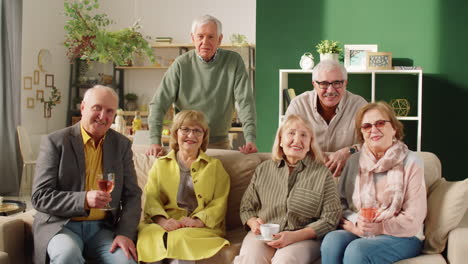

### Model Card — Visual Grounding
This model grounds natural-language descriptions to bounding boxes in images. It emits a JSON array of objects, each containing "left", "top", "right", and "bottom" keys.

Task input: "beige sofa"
[{"left": 1, "top": 148, "right": 467, "bottom": 264}]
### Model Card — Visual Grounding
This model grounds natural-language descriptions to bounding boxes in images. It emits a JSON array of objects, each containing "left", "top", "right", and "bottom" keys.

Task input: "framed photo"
[
  {"left": 36, "top": 90, "right": 44, "bottom": 101},
  {"left": 344, "top": 44, "right": 378, "bottom": 70},
  {"left": 34, "top": 70, "right": 40, "bottom": 85},
  {"left": 366, "top": 52, "right": 393, "bottom": 70},
  {"left": 23, "top": 76, "right": 32, "bottom": 90},
  {"left": 45, "top": 74, "right": 54, "bottom": 87},
  {"left": 27, "top": 97, "right": 35, "bottom": 108}
]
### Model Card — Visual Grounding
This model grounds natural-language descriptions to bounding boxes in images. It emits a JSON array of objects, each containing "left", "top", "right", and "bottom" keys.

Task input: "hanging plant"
[{"left": 63, "top": 0, "right": 154, "bottom": 66}]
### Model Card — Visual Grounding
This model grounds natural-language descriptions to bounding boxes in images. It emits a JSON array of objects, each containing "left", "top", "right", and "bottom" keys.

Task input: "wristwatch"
[{"left": 349, "top": 147, "right": 357, "bottom": 154}]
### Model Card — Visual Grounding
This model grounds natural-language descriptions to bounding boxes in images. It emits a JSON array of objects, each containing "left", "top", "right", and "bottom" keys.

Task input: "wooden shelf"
[{"left": 115, "top": 66, "right": 169, "bottom": 70}]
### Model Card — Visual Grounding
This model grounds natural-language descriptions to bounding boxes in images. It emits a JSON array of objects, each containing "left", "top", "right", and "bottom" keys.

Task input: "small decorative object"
[
  {"left": 99, "top": 73, "right": 113, "bottom": 85},
  {"left": 114, "top": 109, "right": 127, "bottom": 135},
  {"left": 124, "top": 93, "right": 138, "bottom": 111},
  {"left": 37, "top": 49, "right": 52, "bottom": 72},
  {"left": 23, "top": 76, "right": 32, "bottom": 90},
  {"left": 73, "top": 96, "right": 83, "bottom": 110},
  {"left": 45, "top": 74, "right": 54, "bottom": 87},
  {"left": 393, "top": 66, "right": 422, "bottom": 70},
  {"left": 41, "top": 86, "right": 61, "bottom": 118},
  {"left": 366, "top": 52, "right": 392, "bottom": 70},
  {"left": 230, "top": 33, "right": 248, "bottom": 46},
  {"left": 63, "top": 0, "right": 154, "bottom": 66},
  {"left": 390, "top": 99, "right": 410, "bottom": 116},
  {"left": 344, "top": 44, "right": 378, "bottom": 70},
  {"left": 34, "top": 70, "right": 40, "bottom": 84},
  {"left": 299, "top": 52, "right": 315, "bottom": 70},
  {"left": 316, "top": 40, "right": 342, "bottom": 62},
  {"left": 36, "top": 90, "right": 44, "bottom": 101},
  {"left": 27, "top": 98, "right": 35, "bottom": 108}
]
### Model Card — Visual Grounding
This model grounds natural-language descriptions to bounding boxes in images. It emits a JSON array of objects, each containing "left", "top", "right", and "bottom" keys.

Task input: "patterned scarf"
[{"left": 352, "top": 140, "right": 409, "bottom": 222}]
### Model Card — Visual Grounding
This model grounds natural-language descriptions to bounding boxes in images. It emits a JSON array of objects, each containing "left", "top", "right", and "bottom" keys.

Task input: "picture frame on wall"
[
  {"left": 36, "top": 90, "right": 44, "bottom": 101},
  {"left": 344, "top": 44, "right": 378, "bottom": 70},
  {"left": 27, "top": 97, "right": 35, "bottom": 108},
  {"left": 366, "top": 52, "right": 392, "bottom": 70},
  {"left": 34, "top": 70, "right": 40, "bottom": 85},
  {"left": 45, "top": 74, "right": 54, "bottom": 87},
  {"left": 23, "top": 76, "right": 32, "bottom": 90}
]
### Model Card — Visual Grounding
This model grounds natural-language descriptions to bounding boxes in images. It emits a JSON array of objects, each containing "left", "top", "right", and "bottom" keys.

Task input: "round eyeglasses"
[{"left": 178, "top": 127, "right": 204, "bottom": 137}]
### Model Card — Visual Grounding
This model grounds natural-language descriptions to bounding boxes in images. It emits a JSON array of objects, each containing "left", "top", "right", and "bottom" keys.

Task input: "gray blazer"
[{"left": 31, "top": 123, "right": 142, "bottom": 264}]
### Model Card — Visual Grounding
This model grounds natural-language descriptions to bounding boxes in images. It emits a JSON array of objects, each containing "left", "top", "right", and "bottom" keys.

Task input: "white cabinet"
[{"left": 279, "top": 69, "right": 423, "bottom": 151}]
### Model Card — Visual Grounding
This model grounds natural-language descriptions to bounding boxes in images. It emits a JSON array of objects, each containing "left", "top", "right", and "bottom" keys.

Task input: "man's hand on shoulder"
[
  {"left": 110, "top": 235, "right": 137, "bottom": 261},
  {"left": 325, "top": 147, "right": 351, "bottom": 177},
  {"left": 86, "top": 190, "right": 111, "bottom": 208},
  {"left": 146, "top": 144, "right": 165, "bottom": 157},
  {"left": 239, "top": 142, "right": 258, "bottom": 154}
]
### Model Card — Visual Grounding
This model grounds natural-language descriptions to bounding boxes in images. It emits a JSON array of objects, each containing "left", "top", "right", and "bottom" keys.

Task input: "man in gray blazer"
[{"left": 32, "top": 85, "right": 142, "bottom": 264}]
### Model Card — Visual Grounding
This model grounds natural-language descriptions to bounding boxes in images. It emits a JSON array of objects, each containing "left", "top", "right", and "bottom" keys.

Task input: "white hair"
[
  {"left": 191, "top": 15, "right": 222, "bottom": 36},
  {"left": 312, "top": 60, "right": 348, "bottom": 81},
  {"left": 83, "top": 85, "right": 119, "bottom": 105}
]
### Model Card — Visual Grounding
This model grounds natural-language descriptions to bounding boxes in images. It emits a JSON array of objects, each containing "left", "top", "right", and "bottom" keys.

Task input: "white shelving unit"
[{"left": 279, "top": 69, "right": 423, "bottom": 151}]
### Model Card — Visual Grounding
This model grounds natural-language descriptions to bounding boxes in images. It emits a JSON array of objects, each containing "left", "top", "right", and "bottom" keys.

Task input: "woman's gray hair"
[
  {"left": 312, "top": 60, "right": 348, "bottom": 81},
  {"left": 83, "top": 85, "right": 119, "bottom": 105},
  {"left": 191, "top": 15, "right": 222, "bottom": 36}
]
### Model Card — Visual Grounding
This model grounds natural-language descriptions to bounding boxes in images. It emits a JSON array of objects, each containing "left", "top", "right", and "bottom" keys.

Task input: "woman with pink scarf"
[{"left": 321, "top": 102, "right": 427, "bottom": 264}]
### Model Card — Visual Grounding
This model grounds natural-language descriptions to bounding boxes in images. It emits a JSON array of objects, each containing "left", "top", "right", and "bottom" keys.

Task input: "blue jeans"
[
  {"left": 47, "top": 220, "right": 136, "bottom": 264},
  {"left": 321, "top": 230, "right": 423, "bottom": 264}
]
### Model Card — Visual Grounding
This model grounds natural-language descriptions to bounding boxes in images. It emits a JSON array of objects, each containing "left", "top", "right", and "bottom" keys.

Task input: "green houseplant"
[
  {"left": 124, "top": 93, "right": 138, "bottom": 111},
  {"left": 64, "top": 0, "right": 154, "bottom": 66},
  {"left": 316, "top": 40, "right": 342, "bottom": 61}
]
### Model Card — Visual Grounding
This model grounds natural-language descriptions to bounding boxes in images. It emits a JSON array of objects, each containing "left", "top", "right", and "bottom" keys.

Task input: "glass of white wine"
[{"left": 96, "top": 173, "right": 115, "bottom": 211}]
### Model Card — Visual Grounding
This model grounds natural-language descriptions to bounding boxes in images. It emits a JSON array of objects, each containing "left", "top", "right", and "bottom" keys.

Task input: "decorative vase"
[
  {"left": 125, "top": 100, "right": 138, "bottom": 111},
  {"left": 320, "top": 53, "right": 339, "bottom": 62},
  {"left": 299, "top": 52, "right": 315, "bottom": 70}
]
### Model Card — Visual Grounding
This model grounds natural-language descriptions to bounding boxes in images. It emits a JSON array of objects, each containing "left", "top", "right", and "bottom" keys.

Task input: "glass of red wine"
[{"left": 97, "top": 173, "right": 115, "bottom": 211}]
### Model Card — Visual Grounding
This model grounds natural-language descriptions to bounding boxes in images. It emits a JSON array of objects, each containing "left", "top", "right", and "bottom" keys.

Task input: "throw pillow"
[{"left": 423, "top": 178, "right": 468, "bottom": 254}]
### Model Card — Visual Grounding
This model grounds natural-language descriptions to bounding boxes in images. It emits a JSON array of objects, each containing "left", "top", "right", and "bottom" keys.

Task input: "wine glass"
[
  {"left": 97, "top": 173, "right": 115, "bottom": 211},
  {"left": 361, "top": 206, "right": 377, "bottom": 238}
]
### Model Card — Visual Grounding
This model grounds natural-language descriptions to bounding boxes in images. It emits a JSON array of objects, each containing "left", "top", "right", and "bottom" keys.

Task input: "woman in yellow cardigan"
[{"left": 137, "top": 110, "right": 230, "bottom": 264}]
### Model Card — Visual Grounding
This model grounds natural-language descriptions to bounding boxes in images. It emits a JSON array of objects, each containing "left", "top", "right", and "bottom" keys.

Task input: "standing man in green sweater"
[{"left": 147, "top": 15, "right": 257, "bottom": 156}]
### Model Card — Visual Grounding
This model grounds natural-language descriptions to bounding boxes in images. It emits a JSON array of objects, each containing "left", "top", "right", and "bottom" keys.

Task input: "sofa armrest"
[
  {"left": 0, "top": 217, "right": 25, "bottom": 264},
  {"left": 447, "top": 209, "right": 468, "bottom": 264},
  {"left": 0, "top": 251, "right": 9, "bottom": 264}
]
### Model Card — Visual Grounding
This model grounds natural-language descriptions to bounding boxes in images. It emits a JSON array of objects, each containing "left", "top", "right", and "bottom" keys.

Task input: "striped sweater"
[{"left": 240, "top": 156, "right": 342, "bottom": 238}]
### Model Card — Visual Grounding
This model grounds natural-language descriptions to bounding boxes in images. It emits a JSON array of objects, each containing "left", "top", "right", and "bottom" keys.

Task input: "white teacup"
[{"left": 260, "top": 223, "right": 280, "bottom": 240}]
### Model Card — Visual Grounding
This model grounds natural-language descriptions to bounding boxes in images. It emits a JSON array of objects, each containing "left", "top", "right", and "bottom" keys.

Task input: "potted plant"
[
  {"left": 41, "top": 87, "right": 62, "bottom": 118},
  {"left": 72, "top": 96, "right": 83, "bottom": 110},
  {"left": 64, "top": 0, "right": 154, "bottom": 66},
  {"left": 316, "top": 40, "right": 342, "bottom": 62},
  {"left": 124, "top": 93, "right": 138, "bottom": 111}
]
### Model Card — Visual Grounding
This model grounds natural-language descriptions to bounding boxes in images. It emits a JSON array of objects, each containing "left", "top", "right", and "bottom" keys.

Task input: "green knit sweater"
[{"left": 148, "top": 49, "right": 256, "bottom": 145}]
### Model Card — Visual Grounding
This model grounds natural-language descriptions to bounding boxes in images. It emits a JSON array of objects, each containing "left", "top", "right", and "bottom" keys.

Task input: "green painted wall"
[{"left": 256, "top": 0, "right": 468, "bottom": 180}]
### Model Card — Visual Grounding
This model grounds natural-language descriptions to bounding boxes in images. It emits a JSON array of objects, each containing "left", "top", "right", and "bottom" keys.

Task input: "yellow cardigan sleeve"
[
  {"left": 143, "top": 160, "right": 170, "bottom": 221},
  {"left": 193, "top": 159, "right": 230, "bottom": 230}
]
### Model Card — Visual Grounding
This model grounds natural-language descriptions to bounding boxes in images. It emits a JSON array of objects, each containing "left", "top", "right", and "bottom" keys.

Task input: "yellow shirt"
[{"left": 72, "top": 125, "right": 106, "bottom": 221}]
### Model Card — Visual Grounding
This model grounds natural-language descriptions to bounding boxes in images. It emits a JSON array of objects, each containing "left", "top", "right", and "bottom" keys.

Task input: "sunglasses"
[{"left": 360, "top": 120, "right": 391, "bottom": 132}]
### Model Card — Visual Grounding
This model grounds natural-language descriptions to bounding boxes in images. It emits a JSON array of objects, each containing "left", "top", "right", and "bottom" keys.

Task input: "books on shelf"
[
  {"left": 155, "top": 37, "right": 173, "bottom": 44},
  {"left": 282, "top": 88, "right": 297, "bottom": 113},
  {"left": 288, "top": 88, "right": 296, "bottom": 100}
]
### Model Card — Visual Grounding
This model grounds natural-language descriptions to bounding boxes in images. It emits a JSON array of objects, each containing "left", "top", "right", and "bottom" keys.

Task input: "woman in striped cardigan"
[{"left": 234, "top": 114, "right": 342, "bottom": 264}]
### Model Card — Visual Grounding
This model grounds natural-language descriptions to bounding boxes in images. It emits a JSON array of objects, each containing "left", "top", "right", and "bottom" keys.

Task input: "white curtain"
[{"left": 0, "top": 0, "right": 22, "bottom": 195}]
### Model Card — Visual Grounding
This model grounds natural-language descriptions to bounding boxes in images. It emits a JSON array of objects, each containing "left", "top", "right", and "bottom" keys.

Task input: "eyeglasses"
[
  {"left": 360, "top": 120, "right": 391, "bottom": 132},
  {"left": 178, "top": 127, "right": 204, "bottom": 137},
  {"left": 315, "top": 80, "right": 344, "bottom": 89}
]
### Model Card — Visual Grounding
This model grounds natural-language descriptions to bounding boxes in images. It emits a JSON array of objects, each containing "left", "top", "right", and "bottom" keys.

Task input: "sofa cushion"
[
  {"left": 417, "top": 152, "right": 441, "bottom": 191},
  {"left": 423, "top": 178, "right": 468, "bottom": 254},
  {"left": 205, "top": 150, "right": 270, "bottom": 230}
]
